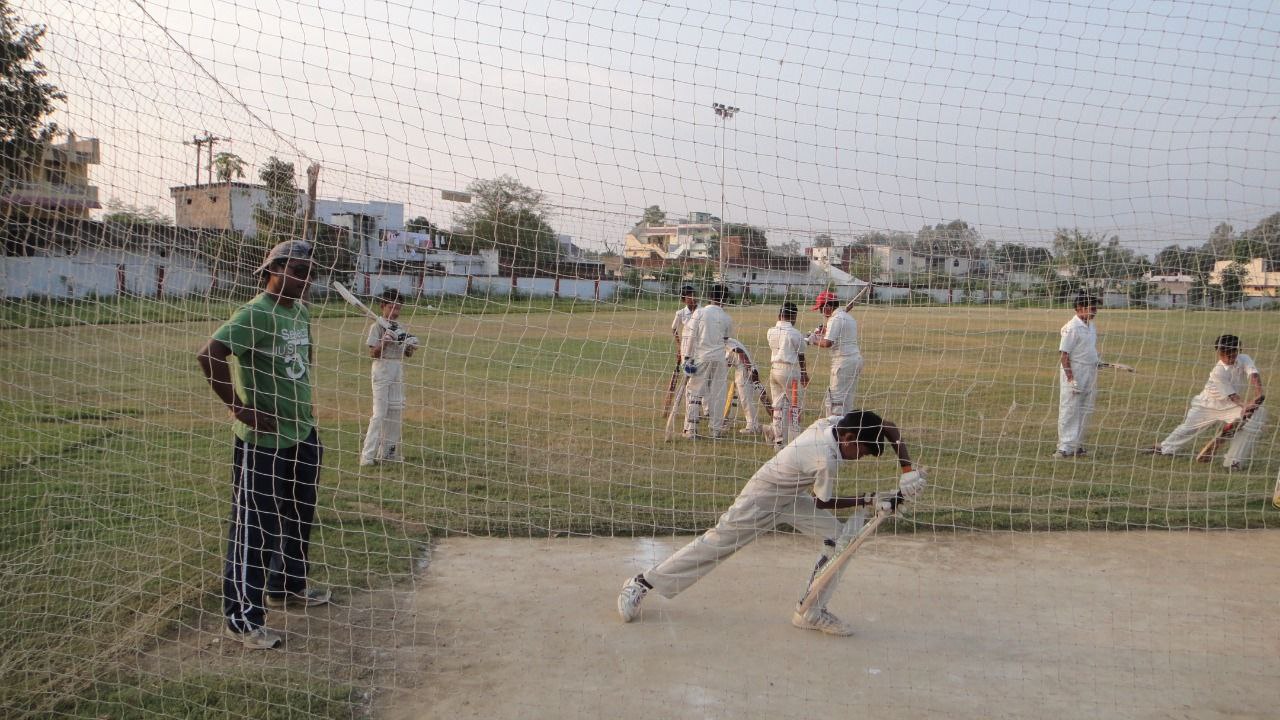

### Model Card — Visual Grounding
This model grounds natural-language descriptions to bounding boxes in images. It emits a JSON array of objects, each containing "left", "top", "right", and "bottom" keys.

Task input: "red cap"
[{"left": 811, "top": 290, "right": 838, "bottom": 310}]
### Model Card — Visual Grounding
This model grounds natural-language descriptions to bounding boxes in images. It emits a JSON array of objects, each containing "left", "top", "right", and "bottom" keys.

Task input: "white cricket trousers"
[
  {"left": 1057, "top": 369, "right": 1097, "bottom": 454},
  {"left": 825, "top": 353, "right": 863, "bottom": 416},
  {"left": 1158, "top": 404, "right": 1268, "bottom": 468},
  {"left": 731, "top": 365, "right": 762, "bottom": 430},
  {"left": 362, "top": 361, "right": 405, "bottom": 463},
  {"left": 685, "top": 358, "right": 729, "bottom": 435},
  {"left": 644, "top": 479, "right": 862, "bottom": 610},
  {"left": 769, "top": 365, "right": 802, "bottom": 445}
]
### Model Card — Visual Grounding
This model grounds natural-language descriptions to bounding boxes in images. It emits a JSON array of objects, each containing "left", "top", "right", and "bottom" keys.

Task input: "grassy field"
[{"left": 1, "top": 296, "right": 1277, "bottom": 717}]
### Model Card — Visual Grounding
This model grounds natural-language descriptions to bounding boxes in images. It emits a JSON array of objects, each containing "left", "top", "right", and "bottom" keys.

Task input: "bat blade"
[
  {"left": 796, "top": 505, "right": 895, "bottom": 616},
  {"left": 333, "top": 281, "right": 397, "bottom": 333},
  {"left": 663, "top": 376, "right": 687, "bottom": 441},
  {"left": 842, "top": 283, "right": 872, "bottom": 312}
]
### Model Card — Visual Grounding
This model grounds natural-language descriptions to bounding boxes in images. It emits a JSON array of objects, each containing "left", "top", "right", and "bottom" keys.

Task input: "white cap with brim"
[{"left": 256, "top": 240, "right": 314, "bottom": 275}]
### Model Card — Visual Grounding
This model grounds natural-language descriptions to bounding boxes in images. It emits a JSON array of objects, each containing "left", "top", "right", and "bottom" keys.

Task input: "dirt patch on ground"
[{"left": 135, "top": 531, "right": 1280, "bottom": 719}]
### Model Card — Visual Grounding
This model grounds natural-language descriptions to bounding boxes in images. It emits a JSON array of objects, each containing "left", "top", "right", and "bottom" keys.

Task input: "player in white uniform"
[
  {"left": 617, "top": 410, "right": 926, "bottom": 636},
  {"left": 724, "top": 338, "right": 769, "bottom": 435},
  {"left": 681, "top": 284, "right": 733, "bottom": 439},
  {"left": 1147, "top": 334, "right": 1267, "bottom": 470},
  {"left": 1056, "top": 294, "right": 1101, "bottom": 457},
  {"left": 808, "top": 290, "right": 863, "bottom": 417},
  {"left": 767, "top": 302, "right": 809, "bottom": 449},
  {"left": 672, "top": 285, "right": 698, "bottom": 361},
  {"left": 360, "top": 290, "right": 418, "bottom": 466}
]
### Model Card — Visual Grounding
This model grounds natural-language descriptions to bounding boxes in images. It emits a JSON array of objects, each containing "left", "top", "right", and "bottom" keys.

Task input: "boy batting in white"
[
  {"left": 617, "top": 410, "right": 926, "bottom": 636},
  {"left": 1145, "top": 334, "right": 1266, "bottom": 470},
  {"left": 360, "top": 289, "right": 419, "bottom": 466}
]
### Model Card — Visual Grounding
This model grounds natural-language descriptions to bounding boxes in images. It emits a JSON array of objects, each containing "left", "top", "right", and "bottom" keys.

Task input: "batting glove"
[
  {"left": 682, "top": 358, "right": 698, "bottom": 376},
  {"left": 899, "top": 466, "right": 927, "bottom": 499},
  {"left": 1068, "top": 380, "right": 1081, "bottom": 395}
]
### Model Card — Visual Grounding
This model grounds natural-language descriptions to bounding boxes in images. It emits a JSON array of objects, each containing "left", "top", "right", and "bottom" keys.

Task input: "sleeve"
[
  {"left": 367, "top": 322, "right": 383, "bottom": 348},
  {"left": 1057, "top": 325, "right": 1075, "bottom": 354},
  {"left": 671, "top": 311, "right": 681, "bottom": 334},
  {"left": 211, "top": 304, "right": 262, "bottom": 358},
  {"left": 1242, "top": 355, "right": 1261, "bottom": 377}
]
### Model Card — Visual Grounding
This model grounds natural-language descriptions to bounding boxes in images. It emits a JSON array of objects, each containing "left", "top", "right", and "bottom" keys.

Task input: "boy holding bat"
[
  {"left": 1146, "top": 334, "right": 1266, "bottom": 470},
  {"left": 617, "top": 410, "right": 925, "bottom": 636}
]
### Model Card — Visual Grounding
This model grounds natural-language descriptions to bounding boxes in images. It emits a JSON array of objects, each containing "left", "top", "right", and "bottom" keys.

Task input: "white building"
[{"left": 623, "top": 215, "right": 719, "bottom": 260}]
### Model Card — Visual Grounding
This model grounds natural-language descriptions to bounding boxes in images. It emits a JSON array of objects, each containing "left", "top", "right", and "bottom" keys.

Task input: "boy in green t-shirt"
[{"left": 197, "top": 240, "right": 330, "bottom": 650}]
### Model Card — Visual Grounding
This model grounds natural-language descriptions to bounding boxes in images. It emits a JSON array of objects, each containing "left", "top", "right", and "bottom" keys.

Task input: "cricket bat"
[
  {"left": 661, "top": 362, "right": 681, "bottom": 418},
  {"left": 663, "top": 376, "right": 687, "bottom": 441},
  {"left": 333, "top": 281, "right": 393, "bottom": 331},
  {"left": 796, "top": 492, "right": 904, "bottom": 616}
]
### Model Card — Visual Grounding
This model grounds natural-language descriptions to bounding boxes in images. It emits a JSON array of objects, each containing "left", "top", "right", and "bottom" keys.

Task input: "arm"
[
  {"left": 881, "top": 420, "right": 913, "bottom": 469},
  {"left": 196, "top": 338, "right": 276, "bottom": 432},
  {"left": 798, "top": 351, "right": 809, "bottom": 387},
  {"left": 1060, "top": 350, "right": 1074, "bottom": 383}
]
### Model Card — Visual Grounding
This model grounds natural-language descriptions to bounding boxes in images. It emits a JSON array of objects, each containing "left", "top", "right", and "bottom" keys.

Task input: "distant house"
[
  {"left": 1210, "top": 259, "right": 1280, "bottom": 297},
  {"left": 867, "top": 245, "right": 974, "bottom": 284},
  {"left": 623, "top": 215, "right": 718, "bottom": 261},
  {"left": 0, "top": 133, "right": 101, "bottom": 221}
]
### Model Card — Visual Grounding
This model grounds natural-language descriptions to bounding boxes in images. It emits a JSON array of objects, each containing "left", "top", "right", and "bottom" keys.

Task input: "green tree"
[
  {"left": 813, "top": 233, "right": 835, "bottom": 248},
  {"left": 1052, "top": 228, "right": 1106, "bottom": 279},
  {"left": 452, "top": 175, "right": 559, "bottom": 272},
  {"left": 640, "top": 205, "right": 666, "bottom": 226},
  {"left": 101, "top": 198, "right": 171, "bottom": 226},
  {"left": 1217, "top": 261, "right": 1248, "bottom": 306},
  {"left": 0, "top": 1, "right": 65, "bottom": 179},
  {"left": 213, "top": 152, "right": 246, "bottom": 183},
  {"left": 252, "top": 156, "right": 302, "bottom": 247}
]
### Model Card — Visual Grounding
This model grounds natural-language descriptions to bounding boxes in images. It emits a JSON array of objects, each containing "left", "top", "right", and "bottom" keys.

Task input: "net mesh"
[{"left": 2, "top": 0, "right": 1279, "bottom": 717}]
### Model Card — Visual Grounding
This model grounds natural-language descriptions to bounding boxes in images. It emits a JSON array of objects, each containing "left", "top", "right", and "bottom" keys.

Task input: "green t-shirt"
[{"left": 211, "top": 293, "right": 315, "bottom": 449}]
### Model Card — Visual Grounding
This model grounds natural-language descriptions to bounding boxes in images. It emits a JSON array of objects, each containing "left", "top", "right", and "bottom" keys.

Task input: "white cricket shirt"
[
  {"left": 1058, "top": 315, "right": 1099, "bottom": 368},
  {"left": 1194, "top": 353, "right": 1260, "bottom": 410},
  {"left": 682, "top": 304, "right": 734, "bottom": 363},
  {"left": 748, "top": 415, "right": 844, "bottom": 502},
  {"left": 823, "top": 309, "right": 860, "bottom": 358},
  {"left": 767, "top": 320, "right": 804, "bottom": 365}
]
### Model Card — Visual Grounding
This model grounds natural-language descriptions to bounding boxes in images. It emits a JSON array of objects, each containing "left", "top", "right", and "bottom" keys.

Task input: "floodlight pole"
[{"left": 712, "top": 102, "right": 739, "bottom": 282}]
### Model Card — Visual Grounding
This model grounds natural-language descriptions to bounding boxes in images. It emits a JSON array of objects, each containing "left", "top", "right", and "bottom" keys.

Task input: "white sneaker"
[
  {"left": 359, "top": 458, "right": 377, "bottom": 467},
  {"left": 224, "top": 625, "right": 282, "bottom": 649},
  {"left": 265, "top": 587, "right": 332, "bottom": 609},
  {"left": 617, "top": 576, "right": 648, "bottom": 622},
  {"left": 739, "top": 425, "right": 761, "bottom": 435},
  {"left": 682, "top": 428, "right": 697, "bottom": 440},
  {"left": 791, "top": 608, "right": 854, "bottom": 636},
  {"left": 762, "top": 426, "right": 777, "bottom": 443}
]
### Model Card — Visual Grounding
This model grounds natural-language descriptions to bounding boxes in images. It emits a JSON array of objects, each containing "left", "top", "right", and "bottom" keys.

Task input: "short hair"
[
  {"left": 380, "top": 289, "right": 402, "bottom": 305},
  {"left": 1214, "top": 334, "right": 1241, "bottom": 352},
  {"left": 708, "top": 284, "right": 728, "bottom": 303},
  {"left": 680, "top": 285, "right": 697, "bottom": 298},
  {"left": 1074, "top": 293, "right": 1098, "bottom": 309},
  {"left": 835, "top": 410, "right": 886, "bottom": 456},
  {"left": 779, "top": 302, "right": 798, "bottom": 320}
]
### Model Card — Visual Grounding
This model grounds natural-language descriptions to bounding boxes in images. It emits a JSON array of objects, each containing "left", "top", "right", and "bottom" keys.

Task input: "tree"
[
  {"left": 1154, "top": 245, "right": 1213, "bottom": 275},
  {"left": 252, "top": 156, "right": 301, "bottom": 248},
  {"left": 914, "top": 220, "right": 980, "bottom": 257},
  {"left": 452, "top": 175, "right": 559, "bottom": 272},
  {"left": 1217, "top": 261, "right": 1248, "bottom": 306},
  {"left": 813, "top": 233, "right": 835, "bottom": 247},
  {"left": 213, "top": 152, "right": 246, "bottom": 183},
  {"left": 1052, "top": 228, "right": 1105, "bottom": 279},
  {"left": 640, "top": 205, "right": 665, "bottom": 227},
  {"left": 101, "top": 198, "right": 171, "bottom": 226},
  {"left": 0, "top": 2, "right": 65, "bottom": 179}
]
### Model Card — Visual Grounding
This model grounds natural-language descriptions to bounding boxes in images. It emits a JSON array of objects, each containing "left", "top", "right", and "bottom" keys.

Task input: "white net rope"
[{"left": 2, "top": 0, "right": 1278, "bottom": 717}]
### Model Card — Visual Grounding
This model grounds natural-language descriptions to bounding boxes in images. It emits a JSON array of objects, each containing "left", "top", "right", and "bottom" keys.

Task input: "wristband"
[{"left": 900, "top": 462, "right": 913, "bottom": 472}]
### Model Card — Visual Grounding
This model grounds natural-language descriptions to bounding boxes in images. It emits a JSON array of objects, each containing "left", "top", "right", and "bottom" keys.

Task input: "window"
[
  {"left": 896, "top": 257, "right": 904, "bottom": 266},
  {"left": 953, "top": 259, "right": 960, "bottom": 268}
]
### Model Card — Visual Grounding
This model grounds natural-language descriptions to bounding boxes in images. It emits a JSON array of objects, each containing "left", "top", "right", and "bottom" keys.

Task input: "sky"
[{"left": 28, "top": 0, "right": 1280, "bottom": 255}]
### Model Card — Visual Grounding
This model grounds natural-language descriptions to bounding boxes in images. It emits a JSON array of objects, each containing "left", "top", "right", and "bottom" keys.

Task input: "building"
[
  {"left": 170, "top": 184, "right": 402, "bottom": 241},
  {"left": 0, "top": 133, "right": 101, "bottom": 221},
  {"left": 623, "top": 215, "right": 719, "bottom": 261},
  {"left": 868, "top": 245, "right": 975, "bottom": 284},
  {"left": 1210, "top": 259, "right": 1280, "bottom": 297}
]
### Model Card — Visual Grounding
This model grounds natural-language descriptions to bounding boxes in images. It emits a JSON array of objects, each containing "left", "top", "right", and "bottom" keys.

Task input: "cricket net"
[{"left": 2, "top": 0, "right": 1279, "bottom": 717}]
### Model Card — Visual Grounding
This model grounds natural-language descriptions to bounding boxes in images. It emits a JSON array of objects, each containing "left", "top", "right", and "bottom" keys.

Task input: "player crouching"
[{"left": 617, "top": 410, "right": 926, "bottom": 636}]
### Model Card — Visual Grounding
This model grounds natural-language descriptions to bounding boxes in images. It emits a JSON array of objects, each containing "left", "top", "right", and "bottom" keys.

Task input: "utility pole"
[
  {"left": 183, "top": 132, "right": 229, "bottom": 185},
  {"left": 711, "top": 103, "right": 739, "bottom": 281}
]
